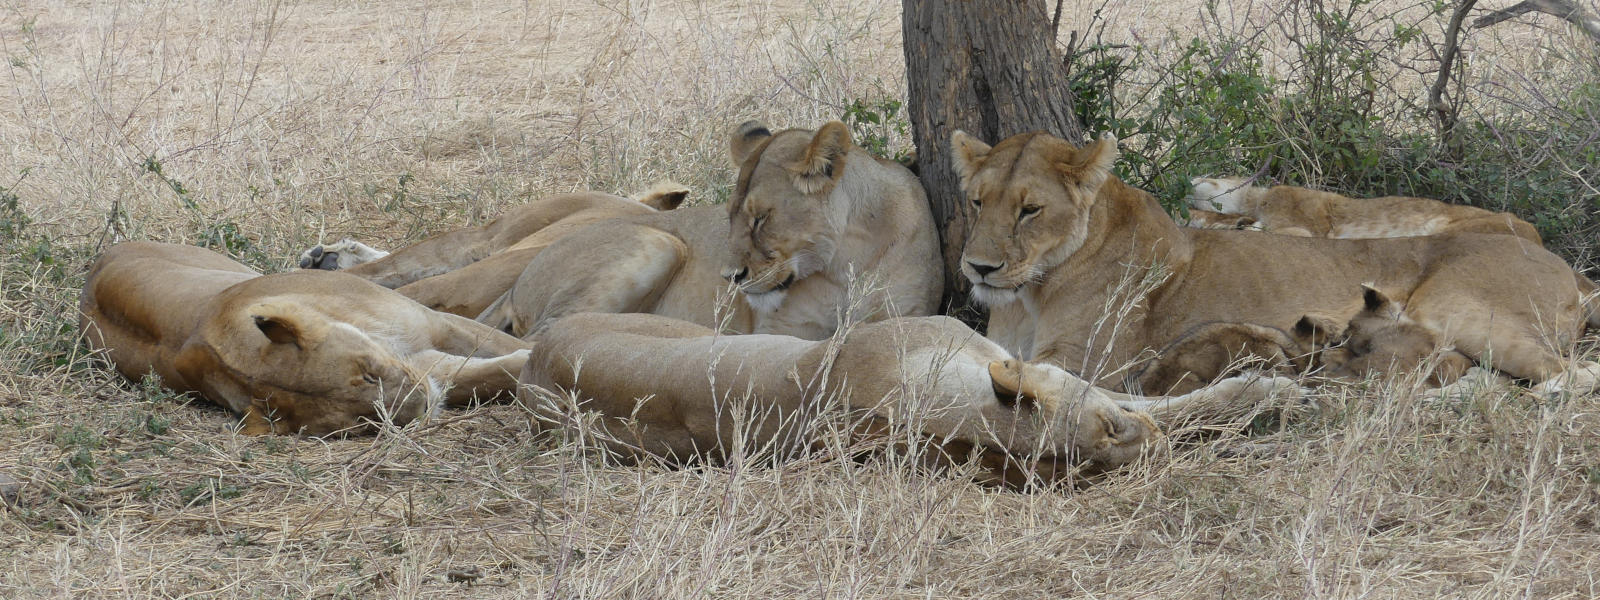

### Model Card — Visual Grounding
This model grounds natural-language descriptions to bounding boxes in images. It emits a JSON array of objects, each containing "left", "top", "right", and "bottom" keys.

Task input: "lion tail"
[{"left": 475, "top": 290, "right": 520, "bottom": 337}]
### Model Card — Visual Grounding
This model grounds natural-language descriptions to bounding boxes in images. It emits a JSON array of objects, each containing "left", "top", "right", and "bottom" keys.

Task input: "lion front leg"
[
  {"left": 1104, "top": 373, "right": 1308, "bottom": 426},
  {"left": 477, "top": 224, "right": 690, "bottom": 338},
  {"left": 301, "top": 227, "right": 498, "bottom": 288},
  {"left": 299, "top": 239, "right": 390, "bottom": 271},
  {"left": 410, "top": 349, "right": 531, "bottom": 407}
]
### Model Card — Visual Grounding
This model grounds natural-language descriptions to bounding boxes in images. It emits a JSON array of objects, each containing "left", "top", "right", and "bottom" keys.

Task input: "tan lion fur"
[
  {"left": 82, "top": 242, "right": 530, "bottom": 435},
  {"left": 1300, "top": 285, "right": 1474, "bottom": 387},
  {"left": 518, "top": 312, "right": 1298, "bottom": 487},
  {"left": 953, "top": 130, "right": 1599, "bottom": 396},
  {"left": 300, "top": 187, "right": 685, "bottom": 318},
  {"left": 474, "top": 121, "right": 942, "bottom": 339},
  {"left": 1178, "top": 208, "right": 1259, "bottom": 230},
  {"left": 1186, "top": 176, "right": 1543, "bottom": 243}
]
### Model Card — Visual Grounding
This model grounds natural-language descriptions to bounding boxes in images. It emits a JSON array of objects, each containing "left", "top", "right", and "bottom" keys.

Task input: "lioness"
[
  {"left": 1186, "top": 176, "right": 1543, "bottom": 243},
  {"left": 953, "top": 130, "right": 1599, "bottom": 396},
  {"left": 518, "top": 312, "right": 1300, "bottom": 487},
  {"left": 299, "top": 184, "right": 690, "bottom": 318},
  {"left": 81, "top": 242, "right": 531, "bottom": 435},
  {"left": 474, "top": 121, "right": 942, "bottom": 339}
]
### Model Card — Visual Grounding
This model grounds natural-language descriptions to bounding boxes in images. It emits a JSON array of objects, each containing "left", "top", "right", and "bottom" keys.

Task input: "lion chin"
[
  {"left": 742, "top": 288, "right": 788, "bottom": 313},
  {"left": 970, "top": 283, "right": 1021, "bottom": 307}
]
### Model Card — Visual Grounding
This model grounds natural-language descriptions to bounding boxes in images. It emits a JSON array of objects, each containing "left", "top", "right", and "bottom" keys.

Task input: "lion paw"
[
  {"left": 1214, "top": 373, "right": 1309, "bottom": 404},
  {"left": 1529, "top": 362, "right": 1600, "bottom": 400},
  {"left": 299, "top": 239, "right": 389, "bottom": 270}
]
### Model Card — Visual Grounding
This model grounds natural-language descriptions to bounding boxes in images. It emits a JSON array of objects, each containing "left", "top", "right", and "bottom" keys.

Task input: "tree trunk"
[{"left": 902, "top": 0, "right": 1086, "bottom": 314}]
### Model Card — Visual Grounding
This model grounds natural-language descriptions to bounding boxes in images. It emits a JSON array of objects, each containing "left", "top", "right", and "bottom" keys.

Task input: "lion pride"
[{"left": 952, "top": 130, "right": 1599, "bottom": 396}]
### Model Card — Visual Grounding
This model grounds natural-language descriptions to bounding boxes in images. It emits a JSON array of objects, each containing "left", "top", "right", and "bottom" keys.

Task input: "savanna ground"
[{"left": 2, "top": 0, "right": 1599, "bottom": 597}]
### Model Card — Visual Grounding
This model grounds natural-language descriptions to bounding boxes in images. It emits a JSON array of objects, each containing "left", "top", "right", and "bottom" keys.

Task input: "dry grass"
[{"left": 2, "top": 0, "right": 1599, "bottom": 597}]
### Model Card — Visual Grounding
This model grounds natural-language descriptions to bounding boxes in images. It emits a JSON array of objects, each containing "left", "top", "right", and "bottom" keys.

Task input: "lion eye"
[
  {"left": 753, "top": 215, "right": 765, "bottom": 231},
  {"left": 971, "top": 197, "right": 982, "bottom": 209},
  {"left": 362, "top": 373, "right": 379, "bottom": 385},
  {"left": 1020, "top": 205, "right": 1041, "bottom": 219}
]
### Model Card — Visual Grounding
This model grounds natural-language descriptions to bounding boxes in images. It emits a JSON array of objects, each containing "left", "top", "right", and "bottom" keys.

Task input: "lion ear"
[
  {"left": 631, "top": 180, "right": 689, "bottom": 211},
  {"left": 988, "top": 360, "right": 1032, "bottom": 409},
  {"left": 248, "top": 304, "right": 323, "bottom": 350},
  {"left": 987, "top": 359, "right": 1062, "bottom": 416},
  {"left": 728, "top": 120, "right": 773, "bottom": 167},
  {"left": 1057, "top": 132, "right": 1119, "bottom": 192},
  {"left": 1294, "top": 313, "right": 1346, "bottom": 345},
  {"left": 1360, "top": 284, "right": 1401, "bottom": 317},
  {"left": 788, "top": 121, "right": 851, "bottom": 195},
  {"left": 951, "top": 130, "right": 992, "bottom": 192}
]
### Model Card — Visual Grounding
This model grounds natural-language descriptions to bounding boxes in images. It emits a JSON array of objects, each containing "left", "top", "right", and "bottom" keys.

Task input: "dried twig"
[{"left": 1474, "top": 0, "right": 1600, "bottom": 41}]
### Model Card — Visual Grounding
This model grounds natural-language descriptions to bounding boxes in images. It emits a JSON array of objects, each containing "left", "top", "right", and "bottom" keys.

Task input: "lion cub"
[
  {"left": 1186, "top": 176, "right": 1542, "bottom": 243},
  {"left": 82, "top": 242, "right": 531, "bottom": 435},
  {"left": 1129, "top": 286, "right": 1472, "bottom": 394},
  {"left": 1299, "top": 286, "right": 1474, "bottom": 387}
]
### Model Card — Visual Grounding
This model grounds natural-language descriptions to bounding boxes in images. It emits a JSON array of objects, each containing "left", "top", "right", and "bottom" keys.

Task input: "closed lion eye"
[
  {"left": 1019, "top": 205, "right": 1041, "bottom": 219},
  {"left": 362, "top": 373, "right": 379, "bottom": 385}
]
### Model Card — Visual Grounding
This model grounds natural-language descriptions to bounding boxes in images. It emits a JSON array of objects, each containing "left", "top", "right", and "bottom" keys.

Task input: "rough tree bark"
[{"left": 902, "top": 0, "right": 1086, "bottom": 311}]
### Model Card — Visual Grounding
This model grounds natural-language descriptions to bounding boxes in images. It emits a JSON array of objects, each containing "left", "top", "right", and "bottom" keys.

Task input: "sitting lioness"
[
  {"left": 1185, "top": 176, "right": 1543, "bottom": 243},
  {"left": 81, "top": 242, "right": 531, "bottom": 435},
  {"left": 298, "top": 183, "right": 690, "bottom": 318},
  {"left": 953, "top": 130, "right": 1599, "bottom": 396},
  {"left": 518, "top": 312, "right": 1300, "bottom": 487},
  {"left": 474, "top": 120, "right": 942, "bottom": 339}
]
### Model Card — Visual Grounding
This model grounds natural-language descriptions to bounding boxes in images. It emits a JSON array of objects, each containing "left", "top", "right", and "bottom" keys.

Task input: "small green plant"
[
  {"left": 0, "top": 183, "right": 29, "bottom": 241},
  {"left": 178, "top": 477, "right": 242, "bottom": 505},
  {"left": 53, "top": 424, "right": 104, "bottom": 484},
  {"left": 841, "top": 97, "right": 912, "bottom": 162}
]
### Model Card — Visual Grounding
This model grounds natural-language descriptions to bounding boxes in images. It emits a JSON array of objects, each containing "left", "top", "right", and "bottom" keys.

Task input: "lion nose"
[
  {"left": 722, "top": 266, "right": 749, "bottom": 283},
  {"left": 967, "top": 260, "right": 1003, "bottom": 277}
]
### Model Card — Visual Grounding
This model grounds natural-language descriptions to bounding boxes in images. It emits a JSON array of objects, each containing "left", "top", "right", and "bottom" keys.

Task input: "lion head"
[
  {"left": 950, "top": 130, "right": 1120, "bottom": 306},
  {"left": 177, "top": 299, "right": 442, "bottom": 436},
  {"left": 721, "top": 120, "right": 856, "bottom": 313}
]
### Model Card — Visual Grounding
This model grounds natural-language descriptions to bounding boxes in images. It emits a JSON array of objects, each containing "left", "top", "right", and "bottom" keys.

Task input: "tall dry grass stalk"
[{"left": 2, "top": 0, "right": 1598, "bottom": 597}]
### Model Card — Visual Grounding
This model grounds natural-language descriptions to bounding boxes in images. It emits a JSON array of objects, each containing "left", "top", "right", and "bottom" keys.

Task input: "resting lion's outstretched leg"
[
  {"left": 477, "top": 224, "right": 689, "bottom": 338},
  {"left": 302, "top": 228, "right": 500, "bottom": 288},
  {"left": 1103, "top": 373, "right": 1307, "bottom": 424},
  {"left": 395, "top": 248, "right": 542, "bottom": 318},
  {"left": 410, "top": 349, "right": 532, "bottom": 406},
  {"left": 299, "top": 239, "right": 391, "bottom": 271}
]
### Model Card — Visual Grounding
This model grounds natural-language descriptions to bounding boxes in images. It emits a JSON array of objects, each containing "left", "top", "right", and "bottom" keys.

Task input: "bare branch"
[
  {"left": 1431, "top": 0, "right": 1479, "bottom": 154},
  {"left": 1474, "top": 0, "right": 1600, "bottom": 41}
]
